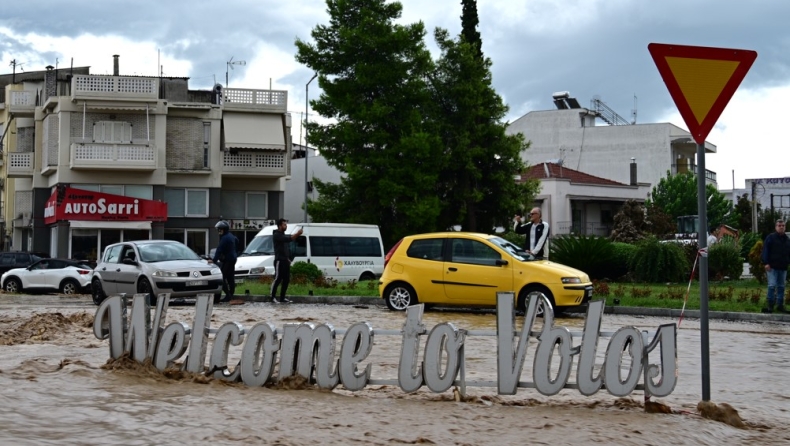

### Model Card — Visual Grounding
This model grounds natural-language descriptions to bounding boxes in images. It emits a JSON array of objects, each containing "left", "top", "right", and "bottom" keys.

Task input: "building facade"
[{"left": 1, "top": 58, "right": 291, "bottom": 261}]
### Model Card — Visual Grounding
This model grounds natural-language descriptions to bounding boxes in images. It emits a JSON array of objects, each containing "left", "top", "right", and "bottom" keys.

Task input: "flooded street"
[{"left": 1, "top": 294, "right": 789, "bottom": 445}]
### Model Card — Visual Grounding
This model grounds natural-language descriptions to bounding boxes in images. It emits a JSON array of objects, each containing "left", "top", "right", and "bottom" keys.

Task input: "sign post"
[{"left": 649, "top": 43, "right": 756, "bottom": 401}]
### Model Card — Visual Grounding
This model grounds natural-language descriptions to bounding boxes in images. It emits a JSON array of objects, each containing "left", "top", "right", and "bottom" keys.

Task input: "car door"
[
  {"left": 96, "top": 245, "right": 124, "bottom": 294},
  {"left": 400, "top": 237, "right": 446, "bottom": 303},
  {"left": 114, "top": 244, "right": 142, "bottom": 295},
  {"left": 443, "top": 238, "right": 514, "bottom": 306},
  {"left": 42, "top": 260, "right": 68, "bottom": 290},
  {"left": 26, "top": 259, "right": 51, "bottom": 289}
]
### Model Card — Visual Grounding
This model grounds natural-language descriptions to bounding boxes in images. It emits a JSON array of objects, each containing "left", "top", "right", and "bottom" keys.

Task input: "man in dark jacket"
[
  {"left": 271, "top": 218, "right": 304, "bottom": 303},
  {"left": 513, "top": 207, "right": 550, "bottom": 259},
  {"left": 761, "top": 219, "right": 790, "bottom": 313},
  {"left": 212, "top": 220, "right": 243, "bottom": 305}
]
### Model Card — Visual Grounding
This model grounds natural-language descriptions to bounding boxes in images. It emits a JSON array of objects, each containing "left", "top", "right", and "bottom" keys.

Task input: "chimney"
[
  {"left": 44, "top": 65, "right": 56, "bottom": 102},
  {"left": 630, "top": 158, "right": 637, "bottom": 186},
  {"left": 113, "top": 55, "right": 120, "bottom": 76}
]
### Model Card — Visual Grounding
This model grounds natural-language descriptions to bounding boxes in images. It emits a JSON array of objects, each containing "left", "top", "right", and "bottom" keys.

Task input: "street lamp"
[
  {"left": 304, "top": 73, "right": 318, "bottom": 223},
  {"left": 225, "top": 56, "right": 246, "bottom": 88}
]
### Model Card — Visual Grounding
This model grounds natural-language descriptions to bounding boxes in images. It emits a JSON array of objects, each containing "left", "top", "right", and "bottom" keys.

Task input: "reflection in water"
[{"left": 1, "top": 298, "right": 789, "bottom": 445}]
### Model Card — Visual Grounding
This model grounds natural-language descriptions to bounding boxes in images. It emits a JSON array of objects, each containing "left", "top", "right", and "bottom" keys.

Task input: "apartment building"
[{"left": 0, "top": 56, "right": 291, "bottom": 261}]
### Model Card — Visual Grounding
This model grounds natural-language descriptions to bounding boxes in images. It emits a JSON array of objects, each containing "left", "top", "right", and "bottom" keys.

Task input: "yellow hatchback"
[{"left": 379, "top": 232, "right": 593, "bottom": 313}]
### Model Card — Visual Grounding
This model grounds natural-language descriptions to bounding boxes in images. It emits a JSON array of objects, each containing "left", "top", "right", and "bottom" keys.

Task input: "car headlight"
[
  {"left": 561, "top": 277, "right": 582, "bottom": 284},
  {"left": 210, "top": 268, "right": 221, "bottom": 275},
  {"left": 153, "top": 270, "right": 178, "bottom": 277},
  {"left": 249, "top": 267, "right": 266, "bottom": 275}
]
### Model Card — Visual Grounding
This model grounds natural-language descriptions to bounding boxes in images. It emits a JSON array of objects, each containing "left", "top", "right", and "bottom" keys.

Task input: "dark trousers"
[
  {"left": 271, "top": 259, "right": 291, "bottom": 299},
  {"left": 220, "top": 260, "right": 236, "bottom": 300}
]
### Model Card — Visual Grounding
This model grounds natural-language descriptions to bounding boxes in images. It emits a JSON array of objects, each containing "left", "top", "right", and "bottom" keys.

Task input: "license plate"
[
  {"left": 187, "top": 280, "right": 207, "bottom": 286},
  {"left": 235, "top": 278, "right": 245, "bottom": 284},
  {"left": 587, "top": 289, "right": 593, "bottom": 298}
]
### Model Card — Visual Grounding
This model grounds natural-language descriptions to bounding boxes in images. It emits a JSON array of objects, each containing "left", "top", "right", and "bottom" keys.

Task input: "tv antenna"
[{"left": 225, "top": 56, "right": 246, "bottom": 88}]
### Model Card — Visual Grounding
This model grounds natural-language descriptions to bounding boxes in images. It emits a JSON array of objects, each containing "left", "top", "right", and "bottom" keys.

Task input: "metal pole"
[
  {"left": 696, "top": 142, "right": 710, "bottom": 401},
  {"left": 304, "top": 73, "right": 317, "bottom": 223}
]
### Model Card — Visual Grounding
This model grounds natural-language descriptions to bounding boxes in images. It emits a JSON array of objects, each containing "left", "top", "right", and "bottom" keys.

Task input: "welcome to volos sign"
[{"left": 93, "top": 292, "right": 678, "bottom": 398}]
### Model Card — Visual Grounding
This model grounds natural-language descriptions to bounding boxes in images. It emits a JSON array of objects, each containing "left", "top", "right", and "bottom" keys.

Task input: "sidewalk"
[{"left": 237, "top": 294, "right": 790, "bottom": 323}]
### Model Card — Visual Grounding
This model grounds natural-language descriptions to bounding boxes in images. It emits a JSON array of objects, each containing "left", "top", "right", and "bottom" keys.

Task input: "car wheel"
[
  {"left": 138, "top": 277, "right": 155, "bottom": 305},
  {"left": 92, "top": 278, "right": 106, "bottom": 305},
  {"left": 4, "top": 277, "right": 21, "bottom": 294},
  {"left": 61, "top": 279, "right": 80, "bottom": 295},
  {"left": 518, "top": 286, "right": 556, "bottom": 317},
  {"left": 384, "top": 283, "right": 417, "bottom": 311},
  {"left": 359, "top": 272, "right": 376, "bottom": 282}
]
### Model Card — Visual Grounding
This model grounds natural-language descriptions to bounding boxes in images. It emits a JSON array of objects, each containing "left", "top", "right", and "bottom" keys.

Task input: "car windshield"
[
  {"left": 488, "top": 236, "right": 536, "bottom": 262},
  {"left": 137, "top": 242, "right": 202, "bottom": 263},
  {"left": 240, "top": 235, "right": 274, "bottom": 256}
]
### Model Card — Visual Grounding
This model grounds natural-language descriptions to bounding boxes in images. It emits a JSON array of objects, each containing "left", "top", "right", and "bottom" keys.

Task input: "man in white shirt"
[{"left": 513, "top": 207, "right": 550, "bottom": 259}]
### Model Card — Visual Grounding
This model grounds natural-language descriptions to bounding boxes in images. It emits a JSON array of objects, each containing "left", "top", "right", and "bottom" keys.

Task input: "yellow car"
[{"left": 379, "top": 232, "right": 593, "bottom": 313}]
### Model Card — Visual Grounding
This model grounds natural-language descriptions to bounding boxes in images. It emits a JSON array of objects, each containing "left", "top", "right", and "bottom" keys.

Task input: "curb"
[{"left": 236, "top": 294, "right": 790, "bottom": 323}]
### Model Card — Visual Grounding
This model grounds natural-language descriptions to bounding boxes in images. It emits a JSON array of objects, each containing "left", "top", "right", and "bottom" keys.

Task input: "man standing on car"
[
  {"left": 513, "top": 207, "right": 550, "bottom": 259},
  {"left": 271, "top": 218, "right": 303, "bottom": 303},
  {"left": 761, "top": 219, "right": 790, "bottom": 313},
  {"left": 211, "top": 220, "right": 243, "bottom": 305}
]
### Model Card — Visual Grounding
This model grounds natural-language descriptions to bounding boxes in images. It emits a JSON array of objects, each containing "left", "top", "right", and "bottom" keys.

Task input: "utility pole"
[{"left": 751, "top": 181, "right": 758, "bottom": 232}]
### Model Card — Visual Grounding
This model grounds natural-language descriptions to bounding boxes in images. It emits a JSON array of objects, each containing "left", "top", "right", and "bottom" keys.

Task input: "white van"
[{"left": 234, "top": 223, "right": 384, "bottom": 283}]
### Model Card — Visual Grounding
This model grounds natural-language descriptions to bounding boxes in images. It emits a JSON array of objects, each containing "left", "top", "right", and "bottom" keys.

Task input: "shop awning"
[
  {"left": 45, "top": 187, "right": 167, "bottom": 225},
  {"left": 69, "top": 221, "right": 152, "bottom": 229},
  {"left": 222, "top": 112, "right": 285, "bottom": 151}
]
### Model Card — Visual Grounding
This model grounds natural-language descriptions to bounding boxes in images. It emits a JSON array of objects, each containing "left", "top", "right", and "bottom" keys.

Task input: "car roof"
[
  {"left": 405, "top": 232, "right": 497, "bottom": 240},
  {"left": 110, "top": 240, "right": 182, "bottom": 247}
]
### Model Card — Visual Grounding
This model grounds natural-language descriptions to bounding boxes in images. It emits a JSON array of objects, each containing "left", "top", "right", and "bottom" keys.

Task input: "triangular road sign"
[{"left": 648, "top": 43, "right": 757, "bottom": 144}]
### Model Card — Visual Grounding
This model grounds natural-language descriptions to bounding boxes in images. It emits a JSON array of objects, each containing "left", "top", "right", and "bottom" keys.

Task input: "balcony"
[
  {"left": 70, "top": 143, "right": 157, "bottom": 171},
  {"left": 222, "top": 88, "right": 287, "bottom": 113},
  {"left": 8, "top": 90, "right": 36, "bottom": 115},
  {"left": 221, "top": 151, "right": 287, "bottom": 177},
  {"left": 671, "top": 163, "right": 717, "bottom": 184},
  {"left": 7, "top": 152, "right": 34, "bottom": 177},
  {"left": 71, "top": 75, "right": 158, "bottom": 101}
]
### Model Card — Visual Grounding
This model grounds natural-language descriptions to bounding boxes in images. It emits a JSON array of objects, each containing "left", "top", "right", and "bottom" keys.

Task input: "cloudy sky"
[{"left": 2, "top": 0, "right": 788, "bottom": 189}]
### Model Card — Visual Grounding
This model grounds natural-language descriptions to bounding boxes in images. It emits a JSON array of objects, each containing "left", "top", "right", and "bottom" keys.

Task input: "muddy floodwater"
[{"left": 1, "top": 294, "right": 789, "bottom": 445}]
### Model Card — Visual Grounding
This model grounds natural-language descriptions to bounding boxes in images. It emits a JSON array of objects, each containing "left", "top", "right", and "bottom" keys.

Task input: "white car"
[{"left": 1, "top": 258, "right": 94, "bottom": 295}]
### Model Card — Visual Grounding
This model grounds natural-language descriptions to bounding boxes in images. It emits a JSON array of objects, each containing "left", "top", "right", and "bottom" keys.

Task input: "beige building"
[{"left": 0, "top": 56, "right": 291, "bottom": 260}]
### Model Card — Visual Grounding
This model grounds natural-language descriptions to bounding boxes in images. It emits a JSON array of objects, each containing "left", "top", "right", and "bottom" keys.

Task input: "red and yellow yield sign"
[{"left": 648, "top": 43, "right": 757, "bottom": 144}]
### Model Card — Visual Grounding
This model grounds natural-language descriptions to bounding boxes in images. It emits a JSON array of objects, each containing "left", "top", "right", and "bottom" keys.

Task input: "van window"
[
  {"left": 291, "top": 236, "right": 307, "bottom": 257},
  {"left": 309, "top": 236, "right": 382, "bottom": 257}
]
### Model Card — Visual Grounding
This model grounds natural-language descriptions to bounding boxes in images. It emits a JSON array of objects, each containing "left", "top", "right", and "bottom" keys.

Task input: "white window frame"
[
  {"left": 245, "top": 192, "right": 267, "bottom": 219},
  {"left": 185, "top": 189, "right": 209, "bottom": 218}
]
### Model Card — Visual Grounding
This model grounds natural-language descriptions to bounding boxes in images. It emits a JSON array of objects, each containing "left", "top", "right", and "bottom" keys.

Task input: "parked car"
[
  {"left": 1, "top": 258, "right": 93, "bottom": 295},
  {"left": 0, "top": 251, "right": 50, "bottom": 275},
  {"left": 379, "top": 232, "right": 593, "bottom": 313},
  {"left": 91, "top": 240, "right": 224, "bottom": 305}
]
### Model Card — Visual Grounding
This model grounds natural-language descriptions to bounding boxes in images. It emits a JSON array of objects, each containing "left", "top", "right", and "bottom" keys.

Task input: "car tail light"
[
  {"left": 76, "top": 269, "right": 92, "bottom": 275},
  {"left": 384, "top": 239, "right": 403, "bottom": 268}
]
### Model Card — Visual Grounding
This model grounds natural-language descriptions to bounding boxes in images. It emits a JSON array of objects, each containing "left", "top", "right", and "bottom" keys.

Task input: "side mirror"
[{"left": 495, "top": 259, "right": 509, "bottom": 266}]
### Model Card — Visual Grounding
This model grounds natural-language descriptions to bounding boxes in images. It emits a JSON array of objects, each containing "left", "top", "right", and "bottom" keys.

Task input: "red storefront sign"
[{"left": 44, "top": 187, "right": 167, "bottom": 224}]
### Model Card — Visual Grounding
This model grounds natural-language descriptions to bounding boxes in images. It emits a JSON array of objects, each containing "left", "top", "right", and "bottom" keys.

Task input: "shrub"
[
  {"left": 748, "top": 240, "right": 765, "bottom": 284},
  {"left": 707, "top": 240, "right": 743, "bottom": 280},
  {"left": 611, "top": 242, "right": 637, "bottom": 280},
  {"left": 592, "top": 280, "right": 610, "bottom": 296},
  {"left": 629, "top": 285, "right": 653, "bottom": 298},
  {"left": 739, "top": 232, "right": 760, "bottom": 260},
  {"left": 709, "top": 286, "right": 734, "bottom": 301},
  {"left": 291, "top": 261, "right": 323, "bottom": 283},
  {"left": 629, "top": 236, "right": 689, "bottom": 283},
  {"left": 549, "top": 235, "right": 616, "bottom": 279},
  {"left": 657, "top": 286, "right": 685, "bottom": 300}
]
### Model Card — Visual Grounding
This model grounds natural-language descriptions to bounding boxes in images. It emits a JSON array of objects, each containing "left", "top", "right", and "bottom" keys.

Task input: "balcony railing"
[
  {"left": 8, "top": 90, "right": 36, "bottom": 114},
  {"left": 671, "top": 163, "right": 717, "bottom": 183},
  {"left": 7, "top": 152, "right": 34, "bottom": 177},
  {"left": 221, "top": 151, "right": 287, "bottom": 177},
  {"left": 70, "top": 143, "right": 157, "bottom": 171},
  {"left": 71, "top": 75, "right": 158, "bottom": 101},
  {"left": 222, "top": 88, "right": 287, "bottom": 112}
]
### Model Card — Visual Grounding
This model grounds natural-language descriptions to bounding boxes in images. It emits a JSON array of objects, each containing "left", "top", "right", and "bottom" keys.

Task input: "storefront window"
[
  {"left": 124, "top": 230, "right": 150, "bottom": 242},
  {"left": 101, "top": 230, "right": 121, "bottom": 257},
  {"left": 72, "top": 229, "right": 99, "bottom": 261},
  {"left": 186, "top": 230, "right": 208, "bottom": 255}
]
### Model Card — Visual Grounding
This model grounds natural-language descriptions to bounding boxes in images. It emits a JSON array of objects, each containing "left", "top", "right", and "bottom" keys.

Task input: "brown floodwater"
[{"left": 1, "top": 294, "right": 789, "bottom": 445}]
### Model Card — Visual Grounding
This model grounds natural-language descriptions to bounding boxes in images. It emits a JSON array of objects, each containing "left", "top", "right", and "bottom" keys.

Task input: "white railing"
[
  {"left": 223, "top": 88, "right": 287, "bottom": 108},
  {"left": 72, "top": 75, "right": 158, "bottom": 100},
  {"left": 222, "top": 151, "right": 287, "bottom": 176},
  {"left": 8, "top": 152, "right": 34, "bottom": 177},
  {"left": 10, "top": 90, "right": 35, "bottom": 106},
  {"left": 71, "top": 143, "right": 156, "bottom": 170}
]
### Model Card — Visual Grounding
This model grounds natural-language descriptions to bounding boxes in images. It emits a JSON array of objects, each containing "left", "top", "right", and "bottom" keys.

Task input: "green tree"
[
  {"left": 610, "top": 199, "right": 647, "bottom": 243},
  {"left": 295, "top": 0, "right": 442, "bottom": 247},
  {"left": 429, "top": 2, "right": 537, "bottom": 232},
  {"left": 757, "top": 208, "right": 787, "bottom": 239},
  {"left": 645, "top": 171, "right": 735, "bottom": 229},
  {"left": 733, "top": 193, "right": 755, "bottom": 232}
]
